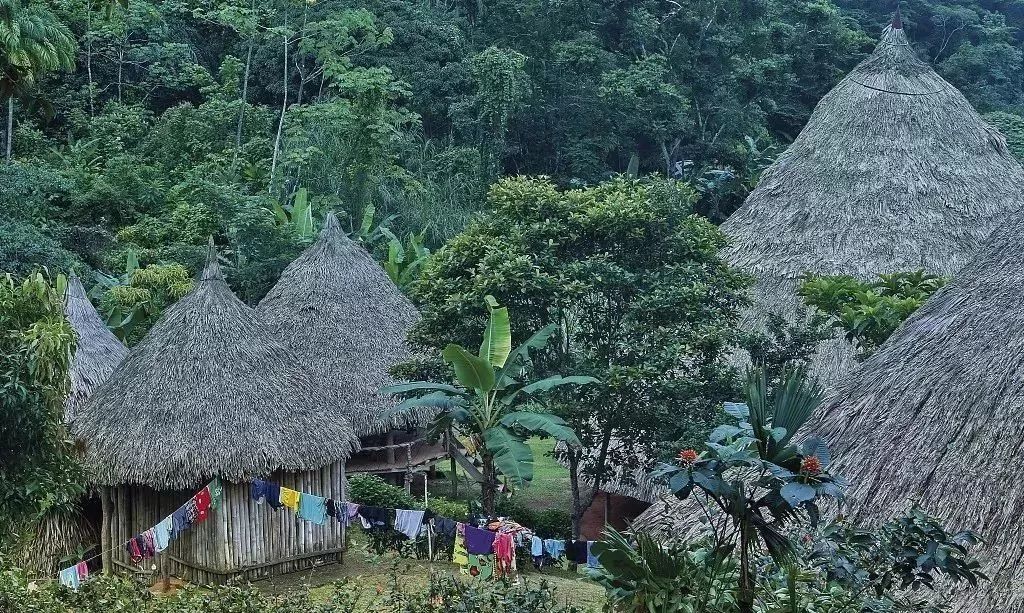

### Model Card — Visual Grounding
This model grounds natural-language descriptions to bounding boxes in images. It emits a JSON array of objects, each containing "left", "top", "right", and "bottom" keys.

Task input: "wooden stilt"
[{"left": 100, "top": 486, "right": 112, "bottom": 575}]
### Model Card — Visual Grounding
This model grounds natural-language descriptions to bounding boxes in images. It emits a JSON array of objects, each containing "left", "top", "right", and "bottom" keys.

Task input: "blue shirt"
[{"left": 297, "top": 493, "right": 327, "bottom": 525}]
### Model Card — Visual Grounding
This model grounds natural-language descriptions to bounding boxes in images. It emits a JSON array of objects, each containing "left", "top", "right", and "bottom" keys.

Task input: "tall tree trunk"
[
  {"left": 6, "top": 97, "right": 13, "bottom": 162},
  {"left": 568, "top": 449, "right": 584, "bottom": 539},
  {"left": 86, "top": 7, "right": 95, "bottom": 117},
  {"left": 268, "top": 16, "right": 289, "bottom": 193},
  {"left": 232, "top": 0, "right": 256, "bottom": 169}
]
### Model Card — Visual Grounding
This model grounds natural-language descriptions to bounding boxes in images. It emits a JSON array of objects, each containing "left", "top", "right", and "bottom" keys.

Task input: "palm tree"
[{"left": 0, "top": 0, "right": 76, "bottom": 161}]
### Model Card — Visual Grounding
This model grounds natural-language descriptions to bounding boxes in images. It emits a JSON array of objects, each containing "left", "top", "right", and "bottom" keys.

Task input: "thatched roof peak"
[
  {"left": 72, "top": 247, "right": 360, "bottom": 490},
  {"left": 720, "top": 20, "right": 1024, "bottom": 384},
  {"left": 257, "top": 211, "right": 425, "bottom": 437},
  {"left": 64, "top": 272, "right": 128, "bottom": 422},
  {"left": 891, "top": 6, "right": 903, "bottom": 31}
]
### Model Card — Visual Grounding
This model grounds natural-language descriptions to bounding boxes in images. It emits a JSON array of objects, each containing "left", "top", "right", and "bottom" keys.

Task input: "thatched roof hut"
[
  {"left": 807, "top": 214, "right": 1024, "bottom": 612},
  {"left": 256, "top": 212, "right": 426, "bottom": 436},
  {"left": 722, "top": 18, "right": 1024, "bottom": 384},
  {"left": 73, "top": 244, "right": 358, "bottom": 582},
  {"left": 64, "top": 273, "right": 127, "bottom": 422}
]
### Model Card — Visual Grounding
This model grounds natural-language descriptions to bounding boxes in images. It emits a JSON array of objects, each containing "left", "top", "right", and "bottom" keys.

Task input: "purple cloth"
[{"left": 464, "top": 525, "right": 496, "bottom": 555}]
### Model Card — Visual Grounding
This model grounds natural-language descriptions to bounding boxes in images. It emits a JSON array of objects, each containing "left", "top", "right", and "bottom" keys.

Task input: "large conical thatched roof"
[
  {"left": 722, "top": 20, "right": 1024, "bottom": 384},
  {"left": 64, "top": 273, "right": 127, "bottom": 422},
  {"left": 256, "top": 212, "right": 425, "bottom": 437},
  {"left": 72, "top": 245, "right": 360, "bottom": 490},
  {"left": 811, "top": 216, "right": 1024, "bottom": 612}
]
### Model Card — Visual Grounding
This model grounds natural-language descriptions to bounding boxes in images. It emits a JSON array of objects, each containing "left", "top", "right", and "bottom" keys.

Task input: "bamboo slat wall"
[{"left": 104, "top": 461, "right": 347, "bottom": 584}]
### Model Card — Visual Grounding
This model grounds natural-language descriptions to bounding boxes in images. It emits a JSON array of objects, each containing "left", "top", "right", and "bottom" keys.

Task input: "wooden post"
[
  {"left": 404, "top": 445, "right": 413, "bottom": 494},
  {"left": 100, "top": 486, "right": 112, "bottom": 575},
  {"left": 386, "top": 431, "right": 396, "bottom": 465},
  {"left": 424, "top": 473, "right": 432, "bottom": 561},
  {"left": 339, "top": 462, "right": 347, "bottom": 555}
]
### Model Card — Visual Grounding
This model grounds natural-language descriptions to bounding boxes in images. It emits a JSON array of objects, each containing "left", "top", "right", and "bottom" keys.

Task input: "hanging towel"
[
  {"left": 153, "top": 516, "right": 172, "bottom": 552},
  {"left": 279, "top": 487, "right": 300, "bottom": 512},
  {"left": 394, "top": 509, "right": 426, "bottom": 539},
  {"left": 464, "top": 525, "right": 496, "bottom": 555},
  {"left": 531, "top": 535, "right": 543, "bottom": 557},
  {"left": 75, "top": 561, "right": 89, "bottom": 582},
  {"left": 493, "top": 532, "right": 516, "bottom": 578},
  {"left": 586, "top": 541, "right": 599, "bottom": 568},
  {"left": 544, "top": 539, "right": 565, "bottom": 560},
  {"left": 298, "top": 493, "right": 328, "bottom": 525},
  {"left": 58, "top": 566, "right": 80, "bottom": 590},
  {"left": 466, "top": 554, "right": 494, "bottom": 580},
  {"left": 453, "top": 523, "right": 469, "bottom": 566}
]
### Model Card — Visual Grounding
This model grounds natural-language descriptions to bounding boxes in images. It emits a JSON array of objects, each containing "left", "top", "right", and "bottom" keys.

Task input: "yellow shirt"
[{"left": 279, "top": 487, "right": 300, "bottom": 512}]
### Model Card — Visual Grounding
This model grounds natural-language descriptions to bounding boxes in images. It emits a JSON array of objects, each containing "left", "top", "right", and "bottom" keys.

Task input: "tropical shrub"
[
  {"left": 386, "top": 295, "right": 594, "bottom": 516},
  {"left": 348, "top": 473, "right": 420, "bottom": 510},
  {"left": 798, "top": 270, "right": 947, "bottom": 357}
]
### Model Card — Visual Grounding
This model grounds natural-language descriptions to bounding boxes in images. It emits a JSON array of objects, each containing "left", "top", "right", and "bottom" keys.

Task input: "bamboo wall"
[{"left": 103, "top": 462, "right": 347, "bottom": 584}]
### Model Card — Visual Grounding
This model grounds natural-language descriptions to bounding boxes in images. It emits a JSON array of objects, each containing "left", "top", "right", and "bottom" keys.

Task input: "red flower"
[
  {"left": 801, "top": 455, "right": 823, "bottom": 475},
  {"left": 678, "top": 449, "right": 699, "bottom": 465}
]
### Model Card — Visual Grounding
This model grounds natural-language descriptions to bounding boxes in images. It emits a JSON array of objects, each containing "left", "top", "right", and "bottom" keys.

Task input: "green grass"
[{"left": 426, "top": 437, "right": 573, "bottom": 511}]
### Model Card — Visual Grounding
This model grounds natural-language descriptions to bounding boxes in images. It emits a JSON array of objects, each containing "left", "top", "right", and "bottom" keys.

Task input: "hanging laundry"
[
  {"left": 75, "top": 561, "right": 89, "bottom": 582},
  {"left": 278, "top": 486, "right": 300, "bottom": 512},
  {"left": 250, "top": 479, "right": 283, "bottom": 509},
  {"left": 586, "top": 541, "right": 599, "bottom": 568},
  {"left": 434, "top": 516, "right": 457, "bottom": 537},
  {"left": 345, "top": 502, "right": 360, "bottom": 527},
  {"left": 58, "top": 566, "right": 80, "bottom": 590},
  {"left": 566, "top": 539, "right": 588, "bottom": 564},
  {"left": 465, "top": 554, "right": 493, "bottom": 580},
  {"left": 325, "top": 498, "right": 339, "bottom": 522},
  {"left": 493, "top": 532, "right": 516, "bottom": 578},
  {"left": 141, "top": 530, "right": 157, "bottom": 556},
  {"left": 171, "top": 502, "right": 193, "bottom": 538},
  {"left": 464, "top": 525, "right": 496, "bottom": 555},
  {"left": 193, "top": 487, "right": 212, "bottom": 523},
  {"left": 452, "top": 523, "right": 469, "bottom": 566},
  {"left": 543, "top": 539, "right": 565, "bottom": 560},
  {"left": 208, "top": 478, "right": 224, "bottom": 510},
  {"left": 153, "top": 516, "right": 172, "bottom": 552},
  {"left": 531, "top": 535, "right": 544, "bottom": 568},
  {"left": 298, "top": 493, "right": 328, "bottom": 525},
  {"left": 357, "top": 505, "right": 389, "bottom": 530},
  {"left": 394, "top": 509, "right": 425, "bottom": 539}
]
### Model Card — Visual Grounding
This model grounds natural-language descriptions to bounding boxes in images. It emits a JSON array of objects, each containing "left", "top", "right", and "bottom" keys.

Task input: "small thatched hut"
[
  {"left": 73, "top": 245, "right": 360, "bottom": 583},
  {"left": 64, "top": 273, "right": 127, "bottom": 421},
  {"left": 257, "top": 213, "right": 445, "bottom": 480},
  {"left": 807, "top": 212, "right": 1024, "bottom": 612},
  {"left": 722, "top": 16, "right": 1024, "bottom": 384}
]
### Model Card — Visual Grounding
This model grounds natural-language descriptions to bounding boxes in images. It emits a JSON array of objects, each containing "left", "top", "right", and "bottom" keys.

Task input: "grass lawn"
[
  {"left": 257, "top": 535, "right": 606, "bottom": 611},
  {"left": 426, "top": 437, "right": 575, "bottom": 512}
]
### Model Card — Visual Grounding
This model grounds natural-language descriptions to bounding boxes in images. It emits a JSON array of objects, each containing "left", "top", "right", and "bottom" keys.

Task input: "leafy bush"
[
  {"left": 349, "top": 474, "right": 420, "bottom": 510},
  {"left": 0, "top": 561, "right": 590, "bottom": 612},
  {"left": 427, "top": 496, "right": 469, "bottom": 522},
  {"left": 799, "top": 270, "right": 947, "bottom": 357}
]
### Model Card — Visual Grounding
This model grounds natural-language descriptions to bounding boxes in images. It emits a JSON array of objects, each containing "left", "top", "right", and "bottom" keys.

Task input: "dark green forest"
[{"left": 4, "top": 0, "right": 1024, "bottom": 312}]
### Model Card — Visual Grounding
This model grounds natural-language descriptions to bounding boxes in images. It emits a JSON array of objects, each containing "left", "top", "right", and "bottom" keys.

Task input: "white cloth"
[{"left": 394, "top": 509, "right": 426, "bottom": 539}]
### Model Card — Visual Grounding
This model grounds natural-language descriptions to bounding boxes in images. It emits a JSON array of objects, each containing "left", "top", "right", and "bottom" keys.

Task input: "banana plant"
[
  {"left": 384, "top": 295, "right": 598, "bottom": 515},
  {"left": 380, "top": 227, "right": 430, "bottom": 289},
  {"left": 271, "top": 187, "right": 314, "bottom": 239}
]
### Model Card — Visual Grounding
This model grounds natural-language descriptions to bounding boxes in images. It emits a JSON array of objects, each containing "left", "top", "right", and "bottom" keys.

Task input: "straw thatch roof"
[
  {"left": 64, "top": 273, "right": 128, "bottom": 422},
  {"left": 808, "top": 215, "right": 1024, "bottom": 612},
  {"left": 256, "top": 212, "right": 425, "bottom": 437},
  {"left": 722, "top": 20, "right": 1024, "bottom": 384},
  {"left": 72, "top": 244, "right": 360, "bottom": 490}
]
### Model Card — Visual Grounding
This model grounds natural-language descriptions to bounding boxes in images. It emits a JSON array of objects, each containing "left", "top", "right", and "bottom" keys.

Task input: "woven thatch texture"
[
  {"left": 811, "top": 215, "right": 1024, "bottom": 613},
  {"left": 73, "top": 247, "right": 360, "bottom": 490},
  {"left": 257, "top": 212, "right": 425, "bottom": 436},
  {"left": 722, "top": 24, "right": 1024, "bottom": 384},
  {"left": 64, "top": 273, "right": 128, "bottom": 422}
]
